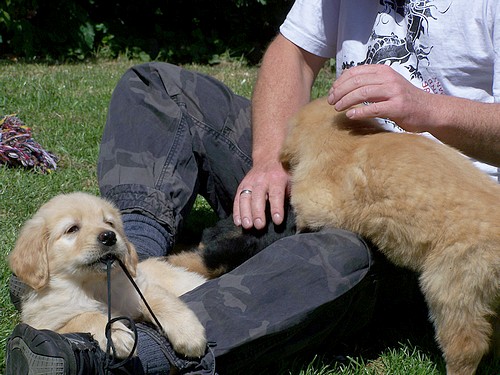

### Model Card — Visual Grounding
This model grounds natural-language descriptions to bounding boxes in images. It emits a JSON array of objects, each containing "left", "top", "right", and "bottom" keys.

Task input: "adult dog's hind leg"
[{"left": 420, "top": 260, "right": 495, "bottom": 375}]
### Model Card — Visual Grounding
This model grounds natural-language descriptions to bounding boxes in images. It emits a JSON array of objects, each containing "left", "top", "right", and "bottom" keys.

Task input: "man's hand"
[
  {"left": 328, "top": 64, "right": 432, "bottom": 132},
  {"left": 233, "top": 160, "right": 289, "bottom": 230}
]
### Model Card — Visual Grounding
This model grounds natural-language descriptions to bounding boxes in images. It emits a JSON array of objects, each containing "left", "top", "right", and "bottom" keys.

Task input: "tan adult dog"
[
  {"left": 280, "top": 97, "right": 500, "bottom": 375},
  {"left": 9, "top": 192, "right": 207, "bottom": 359}
]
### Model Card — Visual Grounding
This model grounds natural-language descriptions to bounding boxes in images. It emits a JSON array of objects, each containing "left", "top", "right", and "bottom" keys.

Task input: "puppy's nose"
[{"left": 98, "top": 231, "right": 117, "bottom": 246}]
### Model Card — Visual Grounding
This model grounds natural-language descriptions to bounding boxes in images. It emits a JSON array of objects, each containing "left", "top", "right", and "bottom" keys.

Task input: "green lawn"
[{"left": 0, "top": 59, "right": 498, "bottom": 374}]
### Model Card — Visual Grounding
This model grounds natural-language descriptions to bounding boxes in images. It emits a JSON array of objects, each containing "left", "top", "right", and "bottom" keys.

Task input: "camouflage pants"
[
  {"left": 98, "top": 62, "right": 253, "bottom": 232},
  {"left": 181, "top": 229, "right": 376, "bottom": 374},
  {"left": 97, "top": 63, "right": 392, "bottom": 373}
]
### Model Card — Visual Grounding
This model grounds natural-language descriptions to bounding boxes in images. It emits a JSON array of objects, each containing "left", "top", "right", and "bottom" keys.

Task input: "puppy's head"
[{"left": 8, "top": 192, "right": 138, "bottom": 290}]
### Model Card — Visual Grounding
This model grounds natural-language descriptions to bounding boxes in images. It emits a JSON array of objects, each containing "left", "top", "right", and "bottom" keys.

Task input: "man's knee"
[{"left": 274, "top": 228, "right": 373, "bottom": 277}]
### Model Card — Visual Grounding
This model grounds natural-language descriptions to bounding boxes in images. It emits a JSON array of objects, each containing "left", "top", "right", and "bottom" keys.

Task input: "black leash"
[
  {"left": 103, "top": 257, "right": 144, "bottom": 373},
  {"left": 116, "top": 258, "right": 166, "bottom": 332}
]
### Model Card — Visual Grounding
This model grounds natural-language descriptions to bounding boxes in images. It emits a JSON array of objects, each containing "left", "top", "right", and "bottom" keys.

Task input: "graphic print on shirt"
[{"left": 342, "top": 0, "right": 451, "bottom": 85}]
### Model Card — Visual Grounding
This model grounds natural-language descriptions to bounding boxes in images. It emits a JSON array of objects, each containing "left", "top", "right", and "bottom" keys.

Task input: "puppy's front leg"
[
  {"left": 142, "top": 285, "right": 207, "bottom": 358},
  {"left": 58, "top": 312, "right": 135, "bottom": 358}
]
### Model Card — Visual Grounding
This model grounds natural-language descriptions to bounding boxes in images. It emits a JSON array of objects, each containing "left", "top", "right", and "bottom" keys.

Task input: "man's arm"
[
  {"left": 417, "top": 95, "right": 500, "bottom": 167},
  {"left": 233, "top": 34, "right": 327, "bottom": 229}
]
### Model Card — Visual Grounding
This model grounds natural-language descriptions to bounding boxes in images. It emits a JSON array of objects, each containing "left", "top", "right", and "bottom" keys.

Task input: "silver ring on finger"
[{"left": 240, "top": 189, "right": 252, "bottom": 196}]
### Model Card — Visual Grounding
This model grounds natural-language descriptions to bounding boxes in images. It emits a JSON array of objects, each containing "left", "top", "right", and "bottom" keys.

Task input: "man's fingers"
[{"left": 234, "top": 185, "right": 267, "bottom": 229}]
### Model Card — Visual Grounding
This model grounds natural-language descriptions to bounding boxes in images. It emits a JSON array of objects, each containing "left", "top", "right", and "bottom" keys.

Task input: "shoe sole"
[{"left": 6, "top": 324, "right": 75, "bottom": 375}]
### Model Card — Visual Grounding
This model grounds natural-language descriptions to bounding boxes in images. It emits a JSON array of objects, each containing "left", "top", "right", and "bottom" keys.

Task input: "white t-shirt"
[{"left": 280, "top": 0, "right": 500, "bottom": 182}]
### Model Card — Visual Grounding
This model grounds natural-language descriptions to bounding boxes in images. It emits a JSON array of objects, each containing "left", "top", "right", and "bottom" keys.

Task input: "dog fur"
[
  {"left": 279, "top": 97, "right": 500, "bottom": 375},
  {"left": 168, "top": 206, "right": 296, "bottom": 278},
  {"left": 8, "top": 192, "right": 207, "bottom": 358}
]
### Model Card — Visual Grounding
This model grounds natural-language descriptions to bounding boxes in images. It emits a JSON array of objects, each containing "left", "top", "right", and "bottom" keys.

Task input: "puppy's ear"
[
  {"left": 9, "top": 215, "right": 50, "bottom": 290},
  {"left": 123, "top": 240, "right": 139, "bottom": 277}
]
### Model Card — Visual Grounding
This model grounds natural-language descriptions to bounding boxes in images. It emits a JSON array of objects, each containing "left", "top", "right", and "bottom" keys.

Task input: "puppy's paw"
[
  {"left": 94, "top": 321, "right": 136, "bottom": 359},
  {"left": 162, "top": 312, "right": 207, "bottom": 358}
]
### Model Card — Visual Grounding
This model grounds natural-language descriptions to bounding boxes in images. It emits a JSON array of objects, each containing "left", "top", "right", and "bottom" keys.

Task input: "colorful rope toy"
[{"left": 0, "top": 114, "right": 58, "bottom": 173}]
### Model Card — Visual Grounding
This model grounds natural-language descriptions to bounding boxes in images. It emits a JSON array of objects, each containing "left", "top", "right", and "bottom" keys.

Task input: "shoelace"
[{"left": 103, "top": 257, "right": 165, "bottom": 373}]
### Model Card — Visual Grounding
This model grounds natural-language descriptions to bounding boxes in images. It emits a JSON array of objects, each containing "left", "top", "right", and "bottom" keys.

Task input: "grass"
[{"left": 0, "top": 58, "right": 498, "bottom": 375}]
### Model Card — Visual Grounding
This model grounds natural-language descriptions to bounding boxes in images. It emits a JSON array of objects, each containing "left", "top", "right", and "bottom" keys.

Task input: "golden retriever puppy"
[
  {"left": 280, "top": 97, "right": 500, "bottom": 375},
  {"left": 8, "top": 192, "right": 207, "bottom": 359}
]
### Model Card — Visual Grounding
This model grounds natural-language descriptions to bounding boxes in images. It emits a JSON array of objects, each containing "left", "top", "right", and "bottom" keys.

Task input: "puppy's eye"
[
  {"left": 105, "top": 220, "right": 115, "bottom": 227},
  {"left": 66, "top": 225, "right": 80, "bottom": 234}
]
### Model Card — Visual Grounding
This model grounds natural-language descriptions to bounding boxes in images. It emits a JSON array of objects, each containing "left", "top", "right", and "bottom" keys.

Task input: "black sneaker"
[{"left": 6, "top": 323, "right": 106, "bottom": 375}]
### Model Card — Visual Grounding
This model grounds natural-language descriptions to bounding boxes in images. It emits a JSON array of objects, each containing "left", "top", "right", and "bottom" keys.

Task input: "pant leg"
[
  {"left": 181, "top": 228, "right": 377, "bottom": 374},
  {"left": 98, "top": 62, "right": 252, "bottom": 236}
]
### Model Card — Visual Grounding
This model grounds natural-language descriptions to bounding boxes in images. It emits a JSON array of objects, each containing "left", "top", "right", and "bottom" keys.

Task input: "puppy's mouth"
[
  {"left": 86, "top": 252, "right": 121, "bottom": 271},
  {"left": 83, "top": 230, "right": 125, "bottom": 272},
  {"left": 99, "top": 253, "right": 118, "bottom": 264}
]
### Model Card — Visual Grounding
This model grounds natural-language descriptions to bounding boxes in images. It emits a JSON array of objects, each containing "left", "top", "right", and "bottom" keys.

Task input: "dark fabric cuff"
[{"left": 122, "top": 213, "right": 173, "bottom": 260}]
